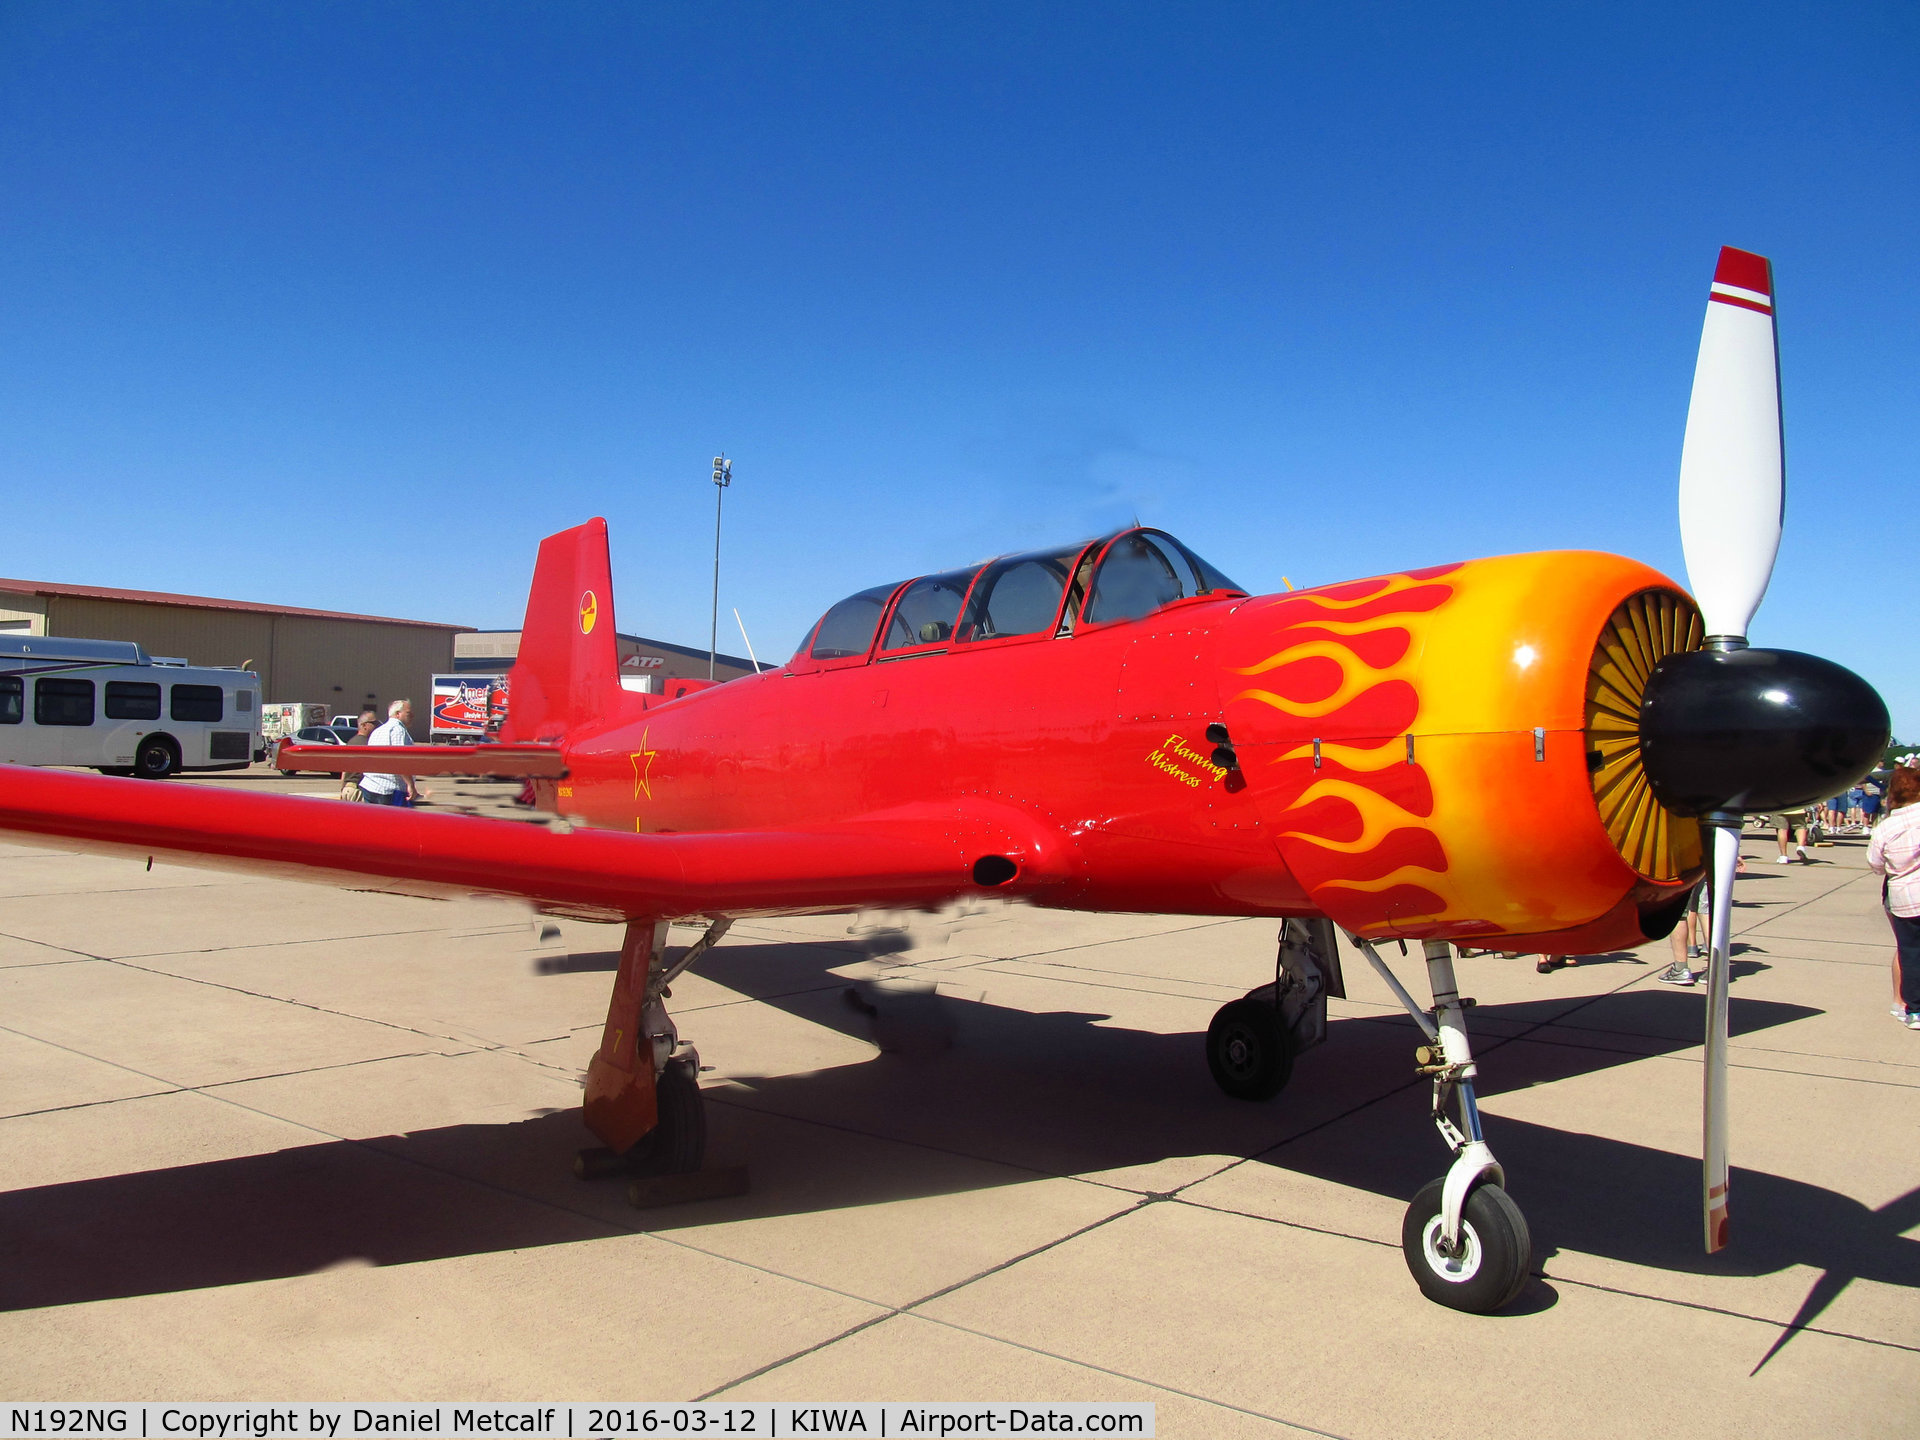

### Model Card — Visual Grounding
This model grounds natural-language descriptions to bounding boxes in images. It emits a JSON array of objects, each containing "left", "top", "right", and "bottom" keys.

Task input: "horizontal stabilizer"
[{"left": 278, "top": 743, "right": 566, "bottom": 778}]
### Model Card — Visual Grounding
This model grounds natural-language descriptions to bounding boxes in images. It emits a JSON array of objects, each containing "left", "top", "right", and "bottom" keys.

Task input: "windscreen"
[
  {"left": 881, "top": 568, "right": 982, "bottom": 650},
  {"left": 807, "top": 584, "right": 897, "bottom": 660},
  {"left": 955, "top": 545, "right": 1085, "bottom": 642},
  {"left": 1084, "top": 533, "right": 1196, "bottom": 624},
  {"left": 1083, "top": 530, "right": 1245, "bottom": 625}
]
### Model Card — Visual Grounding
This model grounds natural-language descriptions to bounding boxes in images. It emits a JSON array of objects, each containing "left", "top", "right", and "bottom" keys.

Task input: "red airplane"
[{"left": 0, "top": 248, "right": 1888, "bottom": 1314}]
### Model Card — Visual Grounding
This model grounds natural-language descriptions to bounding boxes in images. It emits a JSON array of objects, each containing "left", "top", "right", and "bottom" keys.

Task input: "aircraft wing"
[{"left": 0, "top": 765, "right": 1062, "bottom": 921}]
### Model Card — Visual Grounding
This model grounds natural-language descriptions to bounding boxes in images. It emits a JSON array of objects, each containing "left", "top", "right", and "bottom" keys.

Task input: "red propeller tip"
[{"left": 1714, "top": 246, "right": 1773, "bottom": 298}]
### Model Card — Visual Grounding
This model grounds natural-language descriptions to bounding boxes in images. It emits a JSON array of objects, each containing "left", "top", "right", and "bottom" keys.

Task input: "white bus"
[{"left": 0, "top": 636, "right": 263, "bottom": 778}]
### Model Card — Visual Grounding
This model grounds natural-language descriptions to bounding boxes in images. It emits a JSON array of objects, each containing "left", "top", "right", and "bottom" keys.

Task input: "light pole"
[{"left": 709, "top": 455, "right": 732, "bottom": 679}]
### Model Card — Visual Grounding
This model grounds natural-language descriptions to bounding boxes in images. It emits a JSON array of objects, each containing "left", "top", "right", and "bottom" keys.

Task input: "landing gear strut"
[
  {"left": 1206, "top": 917, "right": 1342, "bottom": 1101},
  {"left": 576, "top": 916, "right": 729, "bottom": 1181},
  {"left": 1349, "top": 933, "right": 1533, "bottom": 1313}
]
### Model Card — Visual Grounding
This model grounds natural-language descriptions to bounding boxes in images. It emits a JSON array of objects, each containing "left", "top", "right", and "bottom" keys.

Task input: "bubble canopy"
[{"left": 796, "top": 528, "right": 1245, "bottom": 664}]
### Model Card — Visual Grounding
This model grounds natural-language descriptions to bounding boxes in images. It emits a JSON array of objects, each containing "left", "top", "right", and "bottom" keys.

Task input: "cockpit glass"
[
  {"left": 806, "top": 583, "right": 896, "bottom": 660},
  {"left": 880, "top": 567, "right": 981, "bottom": 651},
  {"left": 1084, "top": 532, "right": 1197, "bottom": 624},
  {"left": 1082, "top": 529, "right": 1246, "bottom": 625},
  {"left": 955, "top": 544, "right": 1085, "bottom": 642},
  {"left": 1175, "top": 538, "right": 1244, "bottom": 596}
]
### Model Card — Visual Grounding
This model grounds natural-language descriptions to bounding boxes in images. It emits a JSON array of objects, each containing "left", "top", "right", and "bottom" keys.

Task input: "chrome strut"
[
  {"left": 1344, "top": 931, "right": 1505, "bottom": 1249},
  {"left": 640, "top": 917, "right": 732, "bottom": 1074}
]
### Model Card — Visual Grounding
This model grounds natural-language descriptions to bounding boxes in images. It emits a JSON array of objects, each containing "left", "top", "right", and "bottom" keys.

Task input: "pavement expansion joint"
[
  {"left": 970, "top": 957, "right": 1244, "bottom": 1003},
  {"left": 1545, "top": 1267, "right": 1920, "bottom": 1361},
  {"left": 865, "top": 1312, "right": 1354, "bottom": 1440},
  {"left": 96, "top": 952, "right": 499, "bottom": 1048},
  {"left": 700, "top": 1090, "right": 1069, "bottom": 1186},
  {"left": 689, "top": 1199, "right": 1353, "bottom": 1433},
  {"left": 0, "top": 928, "right": 109, "bottom": 961},
  {"left": 693, "top": 1311, "right": 898, "bottom": 1402},
  {"left": 3, "top": 1086, "right": 182, "bottom": 1121},
  {"left": 990, "top": 916, "right": 1247, "bottom": 966},
  {"left": 1170, "top": 1191, "right": 1398, "bottom": 1252},
  {"left": 107, "top": 921, "right": 472, "bottom": 961}
]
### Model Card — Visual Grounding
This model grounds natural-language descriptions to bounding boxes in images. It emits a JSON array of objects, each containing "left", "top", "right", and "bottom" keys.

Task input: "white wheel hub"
[{"left": 1420, "top": 1215, "right": 1483, "bottom": 1283}]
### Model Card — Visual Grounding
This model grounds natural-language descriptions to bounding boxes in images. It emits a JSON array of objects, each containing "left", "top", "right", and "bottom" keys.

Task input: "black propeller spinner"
[{"left": 1638, "top": 647, "right": 1889, "bottom": 818}]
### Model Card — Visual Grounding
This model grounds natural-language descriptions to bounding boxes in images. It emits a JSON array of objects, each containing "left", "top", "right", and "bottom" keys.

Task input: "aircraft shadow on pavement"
[{"left": 3, "top": 940, "right": 1911, "bottom": 1348}]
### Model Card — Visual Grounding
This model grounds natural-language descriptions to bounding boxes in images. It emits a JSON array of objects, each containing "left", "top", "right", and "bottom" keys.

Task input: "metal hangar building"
[{"left": 0, "top": 577, "right": 469, "bottom": 717}]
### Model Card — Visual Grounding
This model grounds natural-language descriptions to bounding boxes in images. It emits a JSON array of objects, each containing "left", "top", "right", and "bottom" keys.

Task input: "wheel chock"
[{"left": 573, "top": 1146, "right": 631, "bottom": 1181}]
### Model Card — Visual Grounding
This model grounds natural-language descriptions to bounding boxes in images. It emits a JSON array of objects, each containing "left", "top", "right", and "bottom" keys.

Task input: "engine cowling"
[{"left": 1222, "top": 551, "right": 1707, "bottom": 950}]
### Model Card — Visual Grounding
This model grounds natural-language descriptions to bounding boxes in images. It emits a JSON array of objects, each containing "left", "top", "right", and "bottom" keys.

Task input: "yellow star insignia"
[{"left": 629, "top": 729, "right": 656, "bottom": 802}]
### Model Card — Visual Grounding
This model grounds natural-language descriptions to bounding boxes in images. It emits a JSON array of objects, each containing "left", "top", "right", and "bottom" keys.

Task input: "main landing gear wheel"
[
  {"left": 1401, "top": 1177, "right": 1532, "bottom": 1313},
  {"left": 1206, "top": 998, "right": 1293, "bottom": 1101},
  {"left": 624, "top": 1057, "right": 706, "bottom": 1177}
]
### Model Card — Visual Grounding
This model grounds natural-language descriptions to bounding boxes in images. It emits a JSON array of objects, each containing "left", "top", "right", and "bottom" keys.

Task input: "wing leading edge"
[{"left": 0, "top": 765, "right": 1068, "bottom": 921}]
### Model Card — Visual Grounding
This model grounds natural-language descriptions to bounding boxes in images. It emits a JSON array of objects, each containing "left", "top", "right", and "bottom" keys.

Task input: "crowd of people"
[
  {"left": 278, "top": 699, "right": 431, "bottom": 807},
  {"left": 1528, "top": 758, "right": 1920, "bottom": 1033}
]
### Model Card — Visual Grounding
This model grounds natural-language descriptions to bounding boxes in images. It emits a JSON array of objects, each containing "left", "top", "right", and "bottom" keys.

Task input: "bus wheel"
[{"left": 134, "top": 738, "right": 177, "bottom": 779}]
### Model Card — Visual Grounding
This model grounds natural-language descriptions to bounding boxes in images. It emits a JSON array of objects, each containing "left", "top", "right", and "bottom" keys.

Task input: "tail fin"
[{"left": 499, "top": 518, "right": 620, "bottom": 743}]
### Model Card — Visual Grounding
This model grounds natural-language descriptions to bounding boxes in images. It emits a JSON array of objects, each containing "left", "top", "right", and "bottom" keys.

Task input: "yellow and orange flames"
[{"left": 1223, "top": 551, "right": 1700, "bottom": 941}]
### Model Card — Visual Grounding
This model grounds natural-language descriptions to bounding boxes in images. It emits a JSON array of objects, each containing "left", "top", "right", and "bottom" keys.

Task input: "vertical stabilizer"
[{"left": 499, "top": 518, "right": 620, "bottom": 743}]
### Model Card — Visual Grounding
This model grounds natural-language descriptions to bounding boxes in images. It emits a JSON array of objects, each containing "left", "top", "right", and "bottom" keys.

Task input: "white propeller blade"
[
  {"left": 1677, "top": 246, "right": 1783, "bottom": 642},
  {"left": 1702, "top": 823, "right": 1738, "bottom": 1252},
  {"left": 1680, "top": 246, "right": 1783, "bottom": 1253}
]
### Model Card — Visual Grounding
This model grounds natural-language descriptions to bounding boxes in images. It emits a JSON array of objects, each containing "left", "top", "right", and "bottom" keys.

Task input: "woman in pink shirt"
[{"left": 1867, "top": 765, "right": 1920, "bottom": 1028}]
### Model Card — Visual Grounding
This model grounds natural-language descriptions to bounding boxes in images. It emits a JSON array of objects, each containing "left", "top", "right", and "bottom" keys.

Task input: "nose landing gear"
[{"left": 1348, "top": 933, "right": 1534, "bottom": 1313}]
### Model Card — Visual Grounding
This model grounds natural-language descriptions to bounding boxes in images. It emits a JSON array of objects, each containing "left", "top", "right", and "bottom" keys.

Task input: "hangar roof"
[
  {"left": 0, "top": 577, "right": 468, "bottom": 632},
  {"left": 457, "top": 628, "right": 765, "bottom": 671}
]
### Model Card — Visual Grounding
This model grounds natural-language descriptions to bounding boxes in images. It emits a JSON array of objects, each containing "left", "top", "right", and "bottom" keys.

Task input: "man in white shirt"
[{"left": 359, "top": 699, "right": 424, "bottom": 807}]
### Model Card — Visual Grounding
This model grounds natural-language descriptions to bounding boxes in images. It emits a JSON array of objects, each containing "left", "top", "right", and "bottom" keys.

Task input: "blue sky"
[{"left": 2, "top": 2, "right": 1914, "bottom": 734}]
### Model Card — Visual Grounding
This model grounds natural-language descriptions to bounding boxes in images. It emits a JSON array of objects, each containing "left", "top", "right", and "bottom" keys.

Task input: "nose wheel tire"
[
  {"left": 1206, "top": 997, "right": 1293, "bottom": 1101},
  {"left": 1402, "top": 1177, "right": 1532, "bottom": 1312}
]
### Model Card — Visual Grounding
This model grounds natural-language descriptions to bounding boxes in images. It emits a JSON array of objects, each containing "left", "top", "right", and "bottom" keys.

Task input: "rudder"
[{"left": 499, "top": 518, "right": 620, "bottom": 743}]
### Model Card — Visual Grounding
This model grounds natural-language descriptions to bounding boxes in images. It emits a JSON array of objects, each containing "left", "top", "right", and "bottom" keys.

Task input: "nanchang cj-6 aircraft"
[{"left": 0, "top": 248, "right": 1889, "bottom": 1313}]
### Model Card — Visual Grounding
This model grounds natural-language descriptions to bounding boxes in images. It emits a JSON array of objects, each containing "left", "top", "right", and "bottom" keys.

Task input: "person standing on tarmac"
[
  {"left": 1867, "top": 765, "right": 1920, "bottom": 1029},
  {"left": 359, "top": 699, "right": 428, "bottom": 808},
  {"left": 1658, "top": 852, "right": 1746, "bottom": 985},
  {"left": 339, "top": 712, "right": 377, "bottom": 802}
]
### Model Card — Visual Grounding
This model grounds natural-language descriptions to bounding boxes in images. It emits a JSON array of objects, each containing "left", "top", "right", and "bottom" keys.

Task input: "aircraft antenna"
[{"left": 732, "top": 607, "right": 761, "bottom": 671}]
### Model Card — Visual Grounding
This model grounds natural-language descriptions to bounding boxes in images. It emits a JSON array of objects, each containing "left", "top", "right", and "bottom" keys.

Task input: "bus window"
[
  {"left": 1084, "top": 532, "right": 1200, "bottom": 625},
  {"left": 105, "top": 681, "right": 163, "bottom": 721},
  {"left": 35, "top": 678, "right": 95, "bottom": 726},
  {"left": 235, "top": 689, "right": 255, "bottom": 712},
  {"left": 171, "top": 684, "right": 223, "bottom": 722},
  {"left": 881, "top": 568, "right": 980, "bottom": 651},
  {"left": 0, "top": 676, "right": 20, "bottom": 724},
  {"left": 809, "top": 584, "right": 895, "bottom": 660},
  {"left": 955, "top": 545, "right": 1082, "bottom": 642}
]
